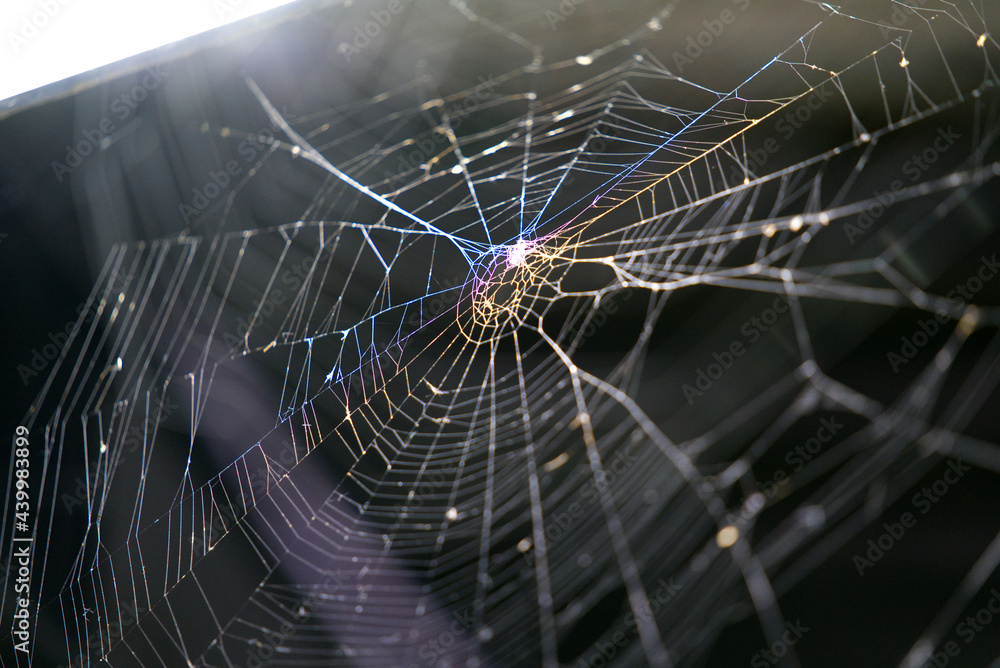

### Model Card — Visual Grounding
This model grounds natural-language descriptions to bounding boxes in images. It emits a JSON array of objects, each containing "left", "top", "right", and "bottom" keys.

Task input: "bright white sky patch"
[{"left": 0, "top": 0, "right": 300, "bottom": 103}]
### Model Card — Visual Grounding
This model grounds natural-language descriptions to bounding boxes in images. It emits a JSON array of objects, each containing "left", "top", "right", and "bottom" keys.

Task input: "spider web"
[{"left": 5, "top": 0, "right": 1000, "bottom": 666}]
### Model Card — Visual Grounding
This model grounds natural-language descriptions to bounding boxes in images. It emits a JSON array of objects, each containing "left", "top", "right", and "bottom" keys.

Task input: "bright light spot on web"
[
  {"left": 482, "top": 141, "right": 509, "bottom": 156},
  {"left": 543, "top": 452, "right": 570, "bottom": 472},
  {"left": 716, "top": 526, "right": 739, "bottom": 549},
  {"left": 506, "top": 238, "right": 534, "bottom": 267}
]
